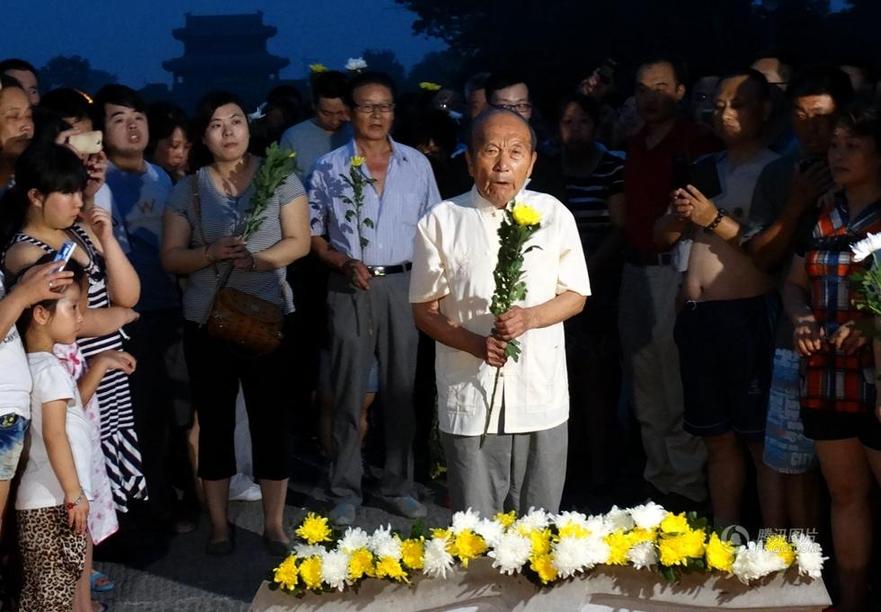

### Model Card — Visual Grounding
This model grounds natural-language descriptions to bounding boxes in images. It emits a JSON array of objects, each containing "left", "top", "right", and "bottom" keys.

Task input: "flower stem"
[{"left": 481, "top": 366, "right": 502, "bottom": 448}]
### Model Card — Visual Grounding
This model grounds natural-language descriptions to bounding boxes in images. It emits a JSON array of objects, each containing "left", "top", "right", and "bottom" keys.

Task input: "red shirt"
[{"left": 623, "top": 119, "right": 720, "bottom": 256}]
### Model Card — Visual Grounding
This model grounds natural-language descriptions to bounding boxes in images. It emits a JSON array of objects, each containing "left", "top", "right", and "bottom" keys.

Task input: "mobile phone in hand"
[
  {"left": 67, "top": 131, "right": 103, "bottom": 156},
  {"left": 53, "top": 241, "right": 77, "bottom": 272}
]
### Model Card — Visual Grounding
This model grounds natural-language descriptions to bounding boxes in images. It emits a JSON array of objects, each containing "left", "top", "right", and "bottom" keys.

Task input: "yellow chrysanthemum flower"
[
  {"left": 659, "top": 512, "right": 690, "bottom": 534},
  {"left": 419, "top": 81, "right": 442, "bottom": 91},
  {"left": 309, "top": 63, "right": 329, "bottom": 73},
  {"left": 659, "top": 529, "right": 706, "bottom": 566},
  {"left": 374, "top": 556, "right": 408, "bottom": 582},
  {"left": 347, "top": 548, "right": 374, "bottom": 581},
  {"left": 705, "top": 532, "right": 736, "bottom": 573},
  {"left": 298, "top": 556, "right": 323, "bottom": 590},
  {"left": 511, "top": 202, "right": 541, "bottom": 227},
  {"left": 605, "top": 530, "right": 634, "bottom": 565},
  {"left": 450, "top": 529, "right": 487, "bottom": 567},
  {"left": 765, "top": 534, "right": 796, "bottom": 567},
  {"left": 272, "top": 555, "right": 298, "bottom": 590},
  {"left": 431, "top": 527, "right": 451, "bottom": 541},
  {"left": 351, "top": 155, "right": 365, "bottom": 168},
  {"left": 494, "top": 510, "right": 517, "bottom": 529},
  {"left": 295, "top": 513, "right": 332, "bottom": 545},
  {"left": 557, "top": 523, "right": 591, "bottom": 539},
  {"left": 528, "top": 528, "right": 553, "bottom": 557},
  {"left": 529, "top": 553, "right": 558, "bottom": 584},
  {"left": 401, "top": 538, "right": 425, "bottom": 570},
  {"left": 630, "top": 528, "right": 657, "bottom": 544}
]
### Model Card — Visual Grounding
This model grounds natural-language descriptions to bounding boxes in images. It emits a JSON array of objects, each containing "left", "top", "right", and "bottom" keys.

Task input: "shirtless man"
[{"left": 654, "top": 69, "right": 780, "bottom": 528}]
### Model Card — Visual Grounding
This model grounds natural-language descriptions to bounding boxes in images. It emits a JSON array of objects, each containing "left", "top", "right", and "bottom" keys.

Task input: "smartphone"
[
  {"left": 671, "top": 154, "right": 722, "bottom": 199},
  {"left": 53, "top": 241, "right": 77, "bottom": 272},
  {"left": 67, "top": 131, "right": 103, "bottom": 156}
]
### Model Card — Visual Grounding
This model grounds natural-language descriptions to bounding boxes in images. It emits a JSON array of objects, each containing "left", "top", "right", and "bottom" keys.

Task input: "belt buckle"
[{"left": 371, "top": 266, "right": 386, "bottom": 277}]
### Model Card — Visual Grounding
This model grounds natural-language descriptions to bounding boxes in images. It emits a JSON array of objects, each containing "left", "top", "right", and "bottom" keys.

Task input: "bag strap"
[{"left": 191, "top": 173, "right": 234, "bottom": 324}]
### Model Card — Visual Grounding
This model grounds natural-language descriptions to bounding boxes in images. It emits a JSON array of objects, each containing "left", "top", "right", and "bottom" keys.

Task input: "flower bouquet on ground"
[{"left": 268, "top": 504, "right": 826, "bottom": 597}]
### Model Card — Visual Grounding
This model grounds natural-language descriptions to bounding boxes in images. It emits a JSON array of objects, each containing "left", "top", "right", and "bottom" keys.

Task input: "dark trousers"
[{"left": 182, "top": 319, "right": 292, "bottom": 481}]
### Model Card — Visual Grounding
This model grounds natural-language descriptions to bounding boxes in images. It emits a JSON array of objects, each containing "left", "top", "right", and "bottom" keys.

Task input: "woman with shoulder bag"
[{"left": 161, "top": 91, "right": 310, "bottom": 556}]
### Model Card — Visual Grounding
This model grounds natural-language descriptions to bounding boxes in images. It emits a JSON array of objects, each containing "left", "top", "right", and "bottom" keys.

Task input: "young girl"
[{"left": 15, "top": 258, "right": 91, "bottom": 611}]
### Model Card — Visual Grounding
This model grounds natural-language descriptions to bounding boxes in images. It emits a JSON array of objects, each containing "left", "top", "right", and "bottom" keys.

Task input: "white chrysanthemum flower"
[
  {"left": 345, "top": 57, "right": 368, "bottom": 71},
  {"left": 583, "top": 535, "right": 611, "bottom": 567},
  {"left": 423, "top": 536, "right": 455, "bottom": 579},
  {"left": 338, "top": 527, "right": 371, "bottom": 553},
  {"left": 850, "top": 231, "right": 881, "bottom": 262},
  {"left": 293, "top": 543, "right": 326, "bottom": 558},
  {"left": 475, "top": 517, "right": 504, "bottom": 548},
  {"left": 732, "top": 542, "right": 788, "bottom": 584},
  {"left": 487, "top": 532, "right": 531, "bottom": 575},
  {"left": 552, "top": 535, "right": 595, "bottom": 578},
  {"left": 585, "top": 513, "right": 612, "bottom": 538},
  {"left": 629, "top": 502, "right": 667, "bottom": 530},
  {"left": 605, "top": 505, "right": 635, "bottom": 531},
  {"left": 514, "top": 507, "right": 550, "bottom": 533},
  {"left": 369, "top": 524, "right": 402, "bottom": 560},
  {"left": 627, "top": 540, "right": 658, "bottom": 570},
  {"left": 320, "top": 550, "right": 350, "bottom": 591},
  {"left": 790, "top": 533, "right": 827, "bottom": 579},
  {"left": 554, "top": 510, "right": 590, "bottom": 533},
  {"left": 451, "top": 507, "right": 482, "bottom": 534}
]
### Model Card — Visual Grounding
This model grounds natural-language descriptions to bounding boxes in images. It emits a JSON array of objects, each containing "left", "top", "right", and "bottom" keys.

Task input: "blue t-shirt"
[{"left": 104, "top": 161, "right": 179, "bottom": 312}]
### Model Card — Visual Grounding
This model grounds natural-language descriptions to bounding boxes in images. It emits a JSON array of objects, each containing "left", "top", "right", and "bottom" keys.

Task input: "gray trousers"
[
  {"left": 327, "top": 271, "right": 418, "bottom": 504},
  {"left": 441, "top": 420, "right": 568, "bottom": 517}
]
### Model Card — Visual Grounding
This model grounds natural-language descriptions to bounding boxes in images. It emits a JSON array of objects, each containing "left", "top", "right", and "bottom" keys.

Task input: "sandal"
[{"left": 90, "top": 570, "right": 114, "bottom": 593}]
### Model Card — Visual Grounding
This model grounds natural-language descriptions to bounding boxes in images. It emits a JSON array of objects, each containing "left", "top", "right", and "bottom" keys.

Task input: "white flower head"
[
  {"left": 422, "top": 536, "right": 455, "bottom": 579},
  {"left": 732, "top": 542, "right": 788, "bottom": 584},
  {"left": 605, "top": 505, "right": 635, "bottom": 532},
  {"left": 585, "top": 513, "right": 613, "bottom": 538},
  {"left": 582, "top": 535, "right": 612, "bottom": 567},
  {"left": 790, "top": 533, "right": 828, "bottom": 579},
  {"left": 320, "top": 549, "right": 350, "bottom": 591},
  {"left": 850, "top": 232, "right": 881, "bottom": 262},
  {"left": 345, "top": 57, "right": 368, "bottom": 72},
  {"left": 368, "top": 524, "right": 402, "bottom": 559},
  {"left": 338, "top": 526, "right": 371, "bottom": 553},
  {"left": 552, "top": 535, "right": 598, "bottom": 578},
  {"left": 451, "top": 507, "right": 482, "bottom": 534},
  {"left": 475, "top": 517, "right": 504, "bottom": 548},
  {"left": 629, "top": 502, "right": 667, "bottom": 530},
  {"left": 293, "top": 543, "right": 326, "bottom": 558},
  {"left": 487, "top": 532, "right": 532, "bottom": 575},
  {"left": 554, "top": 511, "right": 590, "bottom": 534},
  {"left": 513, "top": 507, "right": 550, "bottom": 533},
  {"left": 627, "top": 540, "right": 658, "bottom": 570}
]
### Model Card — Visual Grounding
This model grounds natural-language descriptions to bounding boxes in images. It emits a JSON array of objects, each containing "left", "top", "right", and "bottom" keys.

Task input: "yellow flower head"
[
  {"left": 401, "top": 538, "right": 425, "bottom": 570},
  {"left": 659, "top": 529, "right": 706, "bottom": 567},
  {"left": 705, "top": 532, "right": 736, "bottom": 573},
  {"left": 605, "top": 530, "right": 635, "bottom": 565},
  {"left": 351, "top": 155, "right": 365, "bottom": 168},
  {"left": 450, "top": 529, "right": 487, "bottom": 567},
  {"left": 557, "top": 523, "right": 591, "bottom": 540},
  {"left": 272, "top": 555, "right": 298, "bottom": 591},
  {"left": 431, "top": 527, "right": 451, "bottom": 541},
  {"left": 295, "top": 513, "right": 332, "bottom": 544},
  {"left": 660, "top": 512, "right": 690, "bottom": 534},
  {"left": 298, "top": 555, "right": 323, "bottom": 590},
  {"left": 494, "top": 510, "right": 517, "bottom": 529},
  {"left": 511, "top": 202, "right": 541, "bottom": 227},
  {"left": 309, "top": 63, "right": 329, "bottom": 73},
  {"left": 528, "top": 528, "right": 553, "bottom": 557},
  {"left": 530, "top": 553, "right": 558, "bottom": 584},
  {"left": 630, "top": 528, "right": 657, "bottom": 545},
  {"left": 374, "top": 556, "right": 408, "bottom": 582},
  {"left": 419, "top": 81, "right": 442, "bottom": 91},
  {"left": 347, "top": 547, "right": 374, "bottom": 581},
  {"left": 765, "top": 534, "right": 796, "bottom": 567}
]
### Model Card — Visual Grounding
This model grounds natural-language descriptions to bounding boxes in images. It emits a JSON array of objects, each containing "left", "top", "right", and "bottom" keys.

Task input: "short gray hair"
[{"left": 468, "top": 107, "right": 537, "bottom": 154}]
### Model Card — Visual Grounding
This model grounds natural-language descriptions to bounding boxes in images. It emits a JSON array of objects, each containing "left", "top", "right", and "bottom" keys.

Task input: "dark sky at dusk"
[{"left": 4, "top": 0, "right": 446, "bottom": 86}]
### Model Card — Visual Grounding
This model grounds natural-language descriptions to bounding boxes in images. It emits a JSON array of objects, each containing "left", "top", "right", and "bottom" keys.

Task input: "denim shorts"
[{"left": 0, "top": 413, "right": 29, "bottom": 480}]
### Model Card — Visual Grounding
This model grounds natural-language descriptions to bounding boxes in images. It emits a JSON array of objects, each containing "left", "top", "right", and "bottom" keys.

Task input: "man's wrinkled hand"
[
  {"left": 342, "top": 258, "right": 371, "bottom": 290},
  {"left": 480, "top": 335, "right": 508, "bottom": 368},
  {"left": 494, "top": 306, "right": 534, "bottom": 342}
]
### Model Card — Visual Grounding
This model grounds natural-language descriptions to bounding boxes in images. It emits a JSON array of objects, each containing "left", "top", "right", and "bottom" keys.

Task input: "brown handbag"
[{"left": 191, "top": 175, "right": 283, "bottom": 356}]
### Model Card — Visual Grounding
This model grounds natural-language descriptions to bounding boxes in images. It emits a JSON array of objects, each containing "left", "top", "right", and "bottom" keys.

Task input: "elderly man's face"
[
  {"left": 350, "top": 83, "right": 394, "bottom": 142},
  {"left": 467, "top": 113, "right": 536, "bottom": 207},
  {"left": 490, "top": 83, "right": 532, "bottom": 121}
]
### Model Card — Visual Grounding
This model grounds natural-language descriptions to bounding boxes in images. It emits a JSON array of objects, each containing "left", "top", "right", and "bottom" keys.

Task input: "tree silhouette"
[
  {"left": 361, "top": 49, "right": 407, "bottom": 86},
  {"left": 40, "top": 55, "right": 116, "bottom": 93}
]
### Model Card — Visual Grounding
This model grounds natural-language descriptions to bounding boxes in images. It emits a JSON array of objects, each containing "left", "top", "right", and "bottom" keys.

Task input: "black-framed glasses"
[
  {"left": 493, "top": 102, "right": 533, "bottom": 114},
  {"left": 354, "top": 103, "right": 395, "bottom": 115}
]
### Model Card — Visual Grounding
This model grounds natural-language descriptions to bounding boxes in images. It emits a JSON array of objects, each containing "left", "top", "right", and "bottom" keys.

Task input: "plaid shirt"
[{"left": 801, "top": 194, "right": 881, "bottom": 413}]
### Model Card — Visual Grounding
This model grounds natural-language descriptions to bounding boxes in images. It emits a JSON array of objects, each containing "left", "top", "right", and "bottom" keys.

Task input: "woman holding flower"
[
  {"left": 782, "top": 104, "right": 881, "bottom": 612},
  {"left": 161, "top": 91, "right": 310, "bottom": 556}
]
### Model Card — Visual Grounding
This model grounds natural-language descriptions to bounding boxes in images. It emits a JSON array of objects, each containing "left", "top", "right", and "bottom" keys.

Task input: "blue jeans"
[{"left": 0, "top": 413, "right": 29, "bottom": 480}]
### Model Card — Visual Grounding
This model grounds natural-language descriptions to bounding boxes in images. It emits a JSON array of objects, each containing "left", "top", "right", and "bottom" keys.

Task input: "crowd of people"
[{"left": 0, "top": 51, "right": 880, "bottom": 611}]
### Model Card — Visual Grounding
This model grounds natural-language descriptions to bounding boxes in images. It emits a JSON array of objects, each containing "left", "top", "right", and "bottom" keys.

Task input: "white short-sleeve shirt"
[
  {"left": 410, "top": 187, "right": 591, "bottom": 436},
  {"left": 16, "top": 352, "right": 93, "bottom": 511}
]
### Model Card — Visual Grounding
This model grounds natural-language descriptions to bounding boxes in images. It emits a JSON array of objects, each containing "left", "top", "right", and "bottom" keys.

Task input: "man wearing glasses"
[{"left": 309, "top": 72, "right": 441, "bottom": 526}]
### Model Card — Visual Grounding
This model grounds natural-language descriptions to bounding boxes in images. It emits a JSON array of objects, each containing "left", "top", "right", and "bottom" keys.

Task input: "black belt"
[
  {"left": 366, "top": 262, "right": 412, "bottom": 277},
  {"left": 625, "top": 252, "right": 673, "bottom": 267}
]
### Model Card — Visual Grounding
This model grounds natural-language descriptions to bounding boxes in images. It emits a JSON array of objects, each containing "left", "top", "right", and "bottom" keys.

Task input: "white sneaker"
[{"left": 229, "top": 474, "right": 262, "bottom": 502}]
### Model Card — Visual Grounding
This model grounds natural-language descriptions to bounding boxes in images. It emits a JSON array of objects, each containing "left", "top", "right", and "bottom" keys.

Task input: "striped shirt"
[
  {"left": 562, "top": 151, "right": 624, "bottom": 255},
  {"left": 308, "top": 138, "right": 441, "bottom": 266},
  {"left": 167, "top": 165, "right": 306, "bottom": 324}
]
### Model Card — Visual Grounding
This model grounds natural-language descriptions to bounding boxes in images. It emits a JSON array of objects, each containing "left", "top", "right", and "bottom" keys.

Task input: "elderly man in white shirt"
[{"left": 410, "top": 109, "right": 590, "bottom": 516}]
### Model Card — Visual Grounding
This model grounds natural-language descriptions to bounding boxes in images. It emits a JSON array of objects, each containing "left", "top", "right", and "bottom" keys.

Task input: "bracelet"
[
  {"left": 703, "top": 208, "right": 727, "bottom": 233},
  {"left": 65, "top": 492, "right": 84, "bottom": 511}
]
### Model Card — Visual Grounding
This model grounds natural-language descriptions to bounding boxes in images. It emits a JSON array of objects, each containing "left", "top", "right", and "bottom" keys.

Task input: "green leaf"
[{"left": 363, "top": 218, "right": 375, "bottom": 229}]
